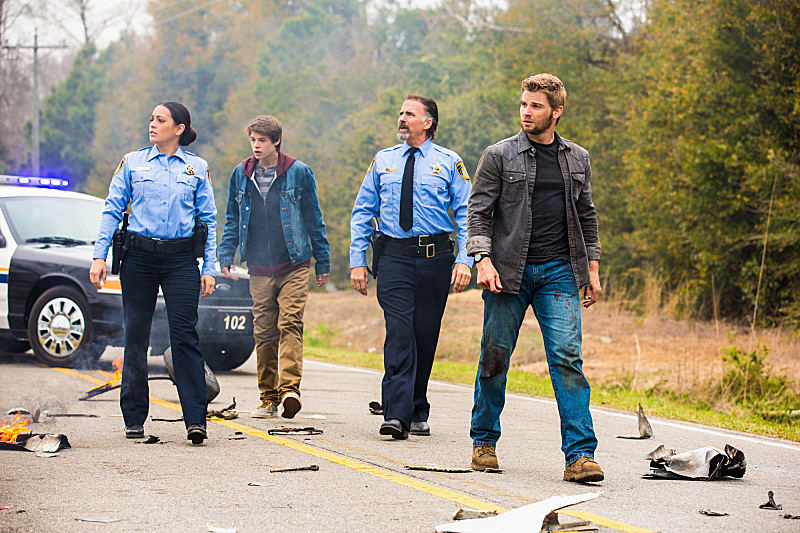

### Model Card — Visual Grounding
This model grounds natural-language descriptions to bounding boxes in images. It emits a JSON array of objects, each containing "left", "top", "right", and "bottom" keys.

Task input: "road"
[{"left": 1, "top": 347, "right": 798, "bottom": 532}]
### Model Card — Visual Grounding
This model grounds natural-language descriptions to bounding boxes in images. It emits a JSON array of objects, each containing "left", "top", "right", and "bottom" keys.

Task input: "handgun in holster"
[
  {"left": 368, "top": 217, "right": 383, "bottom": 279},
  {"left": 111, "top": 213, "right": 129, "bottom": 275},
  {"left": 193, "top": 219, "right": 208, "bottom": 260}
]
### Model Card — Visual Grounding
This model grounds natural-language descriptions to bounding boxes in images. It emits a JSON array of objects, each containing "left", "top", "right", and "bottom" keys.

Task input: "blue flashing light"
[{"left": 0, "top": 175, "right": 69, "bottom": 189}]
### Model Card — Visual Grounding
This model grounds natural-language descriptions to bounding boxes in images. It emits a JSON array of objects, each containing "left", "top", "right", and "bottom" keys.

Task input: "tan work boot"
[
  {"left": 564, "top": 457, "right": 604, "bottom": 482},
  {"left": 471, "top": 445, "right": 499, "bottom": 471}
]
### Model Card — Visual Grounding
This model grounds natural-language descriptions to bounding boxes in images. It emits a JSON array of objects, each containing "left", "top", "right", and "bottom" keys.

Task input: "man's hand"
[
  {"left": 200, "top": 274, "right": 216, "bottom": 298},
  {"left": 221, "top": 265, "right": 238, "bottom": 280},
  {"left": 583, "top": 260, "right": 601, "bottom": 308},
  {"left": 350, "top": 266, "right": 369, "bottom": 296},
  {"left": 316, "top": 273, "right": 329, "bottom": 288},
  {"left": 451, "top": 263, "right": 471, "bottom": 293},
  {"left": 89, "top": 258, "right": 107, "bottom": 290},
  {"left": 476, "top": 257, "right": 502, "bottom": 294}
]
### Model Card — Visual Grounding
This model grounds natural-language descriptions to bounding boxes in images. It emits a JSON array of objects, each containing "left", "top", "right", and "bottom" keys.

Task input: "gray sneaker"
[{"left": 252, "top": 400, "right": 278, "bottom": 418}]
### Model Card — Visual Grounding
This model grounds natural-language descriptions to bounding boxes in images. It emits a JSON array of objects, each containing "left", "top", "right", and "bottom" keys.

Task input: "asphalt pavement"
[{"left": 1, "top": 347, "right": 799, "bottom": 532}]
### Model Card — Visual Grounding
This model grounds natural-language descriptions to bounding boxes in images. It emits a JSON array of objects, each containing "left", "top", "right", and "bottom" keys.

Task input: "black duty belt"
[
  {"left": 382, "top": 234, "right": 453, "bottom": 259},
  {"left": 128, "top": 233, "right": 194, "bottom": 254}
]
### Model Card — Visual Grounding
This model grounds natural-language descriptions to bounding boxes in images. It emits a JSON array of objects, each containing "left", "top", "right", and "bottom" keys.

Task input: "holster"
[
  {"left": 368, "top": 217, "right": 382, "bottom": 279},
  {"left": 193, "top": 220, "right": 208, "bottom": 260},
  {"left": 111, "top": 213, "right": 129, "bottom": 275}
]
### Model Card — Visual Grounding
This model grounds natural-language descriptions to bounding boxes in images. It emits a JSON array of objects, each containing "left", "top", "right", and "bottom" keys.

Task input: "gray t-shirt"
[{"left": 253, "top": 165, "right": 277, "bottom": 201}]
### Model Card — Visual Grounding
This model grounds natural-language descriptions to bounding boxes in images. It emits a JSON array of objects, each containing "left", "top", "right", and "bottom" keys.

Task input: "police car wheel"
[
  {"left": 28, "top": 286, "right": 100, "bottom": 367},
  {"left": 200, "top": 340, "right": 255, "bottom": 371}
]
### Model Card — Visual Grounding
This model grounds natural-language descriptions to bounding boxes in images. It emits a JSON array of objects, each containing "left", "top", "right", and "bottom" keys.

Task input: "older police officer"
[
  {"left": 90, "top": 102, "right": 217, "bottom": 445},
  {"left": 350, "top": 93, "right": 472, "bottom": 439}
]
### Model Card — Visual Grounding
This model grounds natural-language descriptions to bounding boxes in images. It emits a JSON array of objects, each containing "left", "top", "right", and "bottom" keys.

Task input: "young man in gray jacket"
[{"left": 467, "top": 74, "right": 603, "bottom": 482}]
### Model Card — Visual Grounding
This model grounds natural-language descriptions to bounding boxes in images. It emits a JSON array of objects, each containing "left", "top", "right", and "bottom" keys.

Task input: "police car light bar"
[{"left": 0, "top": 174, "right": 69, "bottom": 188}]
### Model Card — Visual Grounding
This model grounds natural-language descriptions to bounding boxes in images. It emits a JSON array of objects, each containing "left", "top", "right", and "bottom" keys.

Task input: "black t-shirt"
[{"left": 527, "top": 138, "right": 570, "bottom": 264}]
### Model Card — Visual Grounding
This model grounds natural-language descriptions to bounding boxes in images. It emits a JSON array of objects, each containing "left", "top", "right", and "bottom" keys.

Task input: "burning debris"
[
  {"left": 0, "top": 414, "right": 70, "bottom": 453},
  {"left": 644, "top": 444, "right": 746, "bottom": 480},
  {"left": 81, "top": 356, "right": 124, "bottom": 400},
  {"left": 0, "top": 414, "right": 30, "bottom": 444},
  {"left": 616, "top": 404, "right": 653, "bottom": 439}
]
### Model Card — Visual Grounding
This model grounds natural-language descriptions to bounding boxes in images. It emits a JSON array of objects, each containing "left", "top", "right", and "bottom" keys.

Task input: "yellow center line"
[{"left": 59, "top": 367, "right": 654, "bottom": 532}]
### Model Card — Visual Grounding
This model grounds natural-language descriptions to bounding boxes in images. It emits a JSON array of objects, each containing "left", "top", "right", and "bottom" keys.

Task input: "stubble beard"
[
  {"left": 397, "top": 122, "right": 409, "bottom": 142},
  {"left": 522, "top": 112, "right": 554, "bottom": 137}
]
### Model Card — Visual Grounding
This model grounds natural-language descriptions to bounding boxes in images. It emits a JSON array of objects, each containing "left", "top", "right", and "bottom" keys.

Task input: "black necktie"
[{"left": 400, "top": 147, "right": 417, "bottom": 231}]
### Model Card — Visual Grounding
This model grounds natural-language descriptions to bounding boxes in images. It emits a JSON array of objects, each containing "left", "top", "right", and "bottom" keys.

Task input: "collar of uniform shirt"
[
  {"left": 403, "top": 138, "right": 432, "bottom": 157},
  {"left": 146, "top": 145, "right": 188, "bottom": 162}
]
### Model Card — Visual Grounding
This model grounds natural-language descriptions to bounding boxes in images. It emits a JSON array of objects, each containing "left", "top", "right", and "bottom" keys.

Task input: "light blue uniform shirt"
[
  {"left": 350, "top": 138, "right": 472, "bottom": 268},
  {"left": 93, "top": 146, "right": 218, "bottom": 276}
]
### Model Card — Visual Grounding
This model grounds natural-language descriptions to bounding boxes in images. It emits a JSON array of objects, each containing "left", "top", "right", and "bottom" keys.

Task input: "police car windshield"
[{"left": 2, "top": 196, "right": 103, "bottom": 245}]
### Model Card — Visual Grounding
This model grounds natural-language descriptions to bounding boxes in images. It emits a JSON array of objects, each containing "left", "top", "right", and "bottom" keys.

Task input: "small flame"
[
  {"left": 86, "top": 356, "right": 124, "bottom": 393},
  {"left": 0, "top": 414, "right": 31, "bottom": 443}
]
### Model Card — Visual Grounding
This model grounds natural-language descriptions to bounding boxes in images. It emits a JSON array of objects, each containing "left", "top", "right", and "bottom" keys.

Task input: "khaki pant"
[{"left": 249, "top": 267, "right": 309, "bottom": 403}]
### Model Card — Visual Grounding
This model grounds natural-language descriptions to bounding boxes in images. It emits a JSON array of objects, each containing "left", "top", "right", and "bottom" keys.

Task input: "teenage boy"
[{"left": 218, "top": 115, "right": 330, "bottom": 419}]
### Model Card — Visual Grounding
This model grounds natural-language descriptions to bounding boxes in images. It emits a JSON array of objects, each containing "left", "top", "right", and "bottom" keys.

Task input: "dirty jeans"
[
  {"left": 249, "top": 267, "right": 309, "bottom": 404},
  {"left": 470, "top": 261, "right": 597, "bottom": 465}
]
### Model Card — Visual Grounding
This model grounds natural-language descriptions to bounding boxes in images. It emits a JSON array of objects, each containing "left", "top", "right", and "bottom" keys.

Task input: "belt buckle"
[
  {"left": 425, "top": 243, "right": 434, "bottom": 258},
  {"left": 153, "top": 238, "right": 165, "bottom": 254}
]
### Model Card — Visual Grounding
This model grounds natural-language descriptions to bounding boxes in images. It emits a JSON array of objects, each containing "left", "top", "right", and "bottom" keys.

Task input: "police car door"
[{"left": 0, "top": 206, "right": 17, "bottom": 328}]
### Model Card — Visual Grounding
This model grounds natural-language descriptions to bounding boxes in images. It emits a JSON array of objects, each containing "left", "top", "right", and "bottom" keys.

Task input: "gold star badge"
[
  {"left": 431, "top": 164, "right": 442, "bottom": 175},
  {"left": 185, "top": 164, "right": 195, "bottom": 176}
]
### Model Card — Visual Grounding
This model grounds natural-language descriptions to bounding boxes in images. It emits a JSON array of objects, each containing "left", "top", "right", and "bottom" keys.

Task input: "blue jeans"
[{"left": 470, "top": 261, "right": 597, "bottom": 465}]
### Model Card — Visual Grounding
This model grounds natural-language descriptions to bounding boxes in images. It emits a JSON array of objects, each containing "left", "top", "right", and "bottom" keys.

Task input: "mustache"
[{"left": 398, "top": 121, "right": 408, "bottom": 130}]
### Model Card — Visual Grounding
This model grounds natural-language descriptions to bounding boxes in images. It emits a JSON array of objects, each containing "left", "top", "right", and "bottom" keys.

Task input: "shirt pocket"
[
  {"left": 419, "top": 175, "right": 449, "bottom": 208},
  {"left": 176, "top": 173, "right": 199, "bottom": 206},
  {"left": 570, "top": 171, "right": 586, "bottom": 202},
  {"left": 130, "top": 170, "right": 156, "bottom": 202},
  {"left": 499, "top": 171, "right": 525, "bottom": 206},
  {"left": 379, "top": 172, "right": 402, "bottom": 218}
]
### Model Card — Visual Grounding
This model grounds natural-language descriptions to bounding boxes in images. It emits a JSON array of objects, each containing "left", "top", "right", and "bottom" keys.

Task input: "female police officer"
[{"left": 89, "top": 102, "right": 217, "bottom": 445}]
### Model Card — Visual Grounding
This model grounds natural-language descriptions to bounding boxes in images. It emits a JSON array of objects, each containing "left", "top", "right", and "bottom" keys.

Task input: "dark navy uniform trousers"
[
  {"left": 376, "top": 250, "right": 454, "bottom": 430},
  {"left": 119, "top": 247, "right": 207, "bottom": 429}
]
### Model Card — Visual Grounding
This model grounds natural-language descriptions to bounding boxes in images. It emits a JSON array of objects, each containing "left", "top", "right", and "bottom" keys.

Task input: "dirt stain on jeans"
[{"left": 479, "top": 339, "right": 508, "bottom": 378}]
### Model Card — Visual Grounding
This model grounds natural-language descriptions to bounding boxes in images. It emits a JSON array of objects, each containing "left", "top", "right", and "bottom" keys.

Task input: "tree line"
[{"left": 7, "top": 0, "right": 800, "bottom": 327}]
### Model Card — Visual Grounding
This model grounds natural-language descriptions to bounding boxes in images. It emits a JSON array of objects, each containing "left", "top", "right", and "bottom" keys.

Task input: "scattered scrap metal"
[
  {"left": 207, "top": 398, "right": 238, "bottom": 420},
  {"left": 368, "top": 401, "right": 382, "bottom": 415},
  {"left": 699, "top": 509, "right": 729, "bottom": 516},
  {"left": 267, "top": 427, "right": 322, "bottom": 435},
  {"left": 615, "top": 404, "right": 653, "bottom": 439},
  {"left": 75, "top": 517, "right": 122, "bottom": 523},
  {"left": 643, "top": 444, "right": 746, "bottom": 480},
  {"left": 542, "top": 511, "right": 598, "bottom": 532},
  {"left": 452, "top": 509, "right": 497, "bottom": 520},
  {"left": 270, "top": 464, "right": 319, "bottom": 473},
  {"left": 759, "top": 490, "right": 782, "bottom": 510},
  {"left": 80, "top": 376, "right": 173, "bottom": 400},
  {"left": 405, "top": 465, "right": 472, "bottom": 473},
  {"left": 435, "top": 492, "right": 601, "bottom": 533}
]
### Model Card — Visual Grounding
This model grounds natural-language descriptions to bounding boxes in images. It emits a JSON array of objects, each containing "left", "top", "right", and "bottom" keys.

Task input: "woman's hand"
[
  {"left": 89, "top": 258, "right": 107, "bottom": 290},
  {"left": 200, "top": 274, "right": 216, "bottom": 298}
]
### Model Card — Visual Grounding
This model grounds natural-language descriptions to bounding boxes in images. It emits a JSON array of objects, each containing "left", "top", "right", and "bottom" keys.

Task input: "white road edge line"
[{"left": 306, "top": 359, "right": 800, "bottom": 452}]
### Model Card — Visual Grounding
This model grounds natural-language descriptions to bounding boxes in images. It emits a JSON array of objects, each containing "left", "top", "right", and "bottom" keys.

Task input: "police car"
[{"left": 0, "top": 175, "right": 254, "bottom": 370}]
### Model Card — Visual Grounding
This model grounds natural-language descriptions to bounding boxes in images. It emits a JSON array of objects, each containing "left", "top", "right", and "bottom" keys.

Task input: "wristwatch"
[{"left": 474, "top": 253, "right": 490, "bottom": 263}]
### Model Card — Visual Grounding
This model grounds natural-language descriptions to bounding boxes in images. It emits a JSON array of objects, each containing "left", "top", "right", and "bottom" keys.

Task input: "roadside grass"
[{"left": 305, "top": 342, "right": 800, "bottom": 442}]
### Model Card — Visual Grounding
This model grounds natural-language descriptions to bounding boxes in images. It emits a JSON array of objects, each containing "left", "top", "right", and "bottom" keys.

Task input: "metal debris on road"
[
  {"left": 207, "top": 398, "right": 238, "bottom": 420},
  {"left": 207, "top": 525, "right": 237, "bottom": 533},
  {"left": 35, "top": 451, "right": 59, "bottom": 458},
  {"left": 247, "top": 481, "right": 274, "bottom": 486},
  {"left": 137, "top": 435, "right": 160, "bottom": 444},
  {"left": 615, "top": 404, "right": 653, "bottom": 439},
  {"left": 699, "top": 509, "right": 729, "bottom": 516},
  {"left": 759, "top": 490, "right": 782, "bottom": 510},
  {"left": 45, "top": 413, "right": 99, "bottom": 418},
  {"left": 784, "top": 514, "right": 800, "bottom": 519},
  {"left": 270, "top": 464, "right": 319, "bottom": 473},
  {"left": 483, "top": 468, "right": 503, "bottom": 474},
  {"left": 151, "top": 416, "right": 183, "bottom": 422},
  {"left": 267, "top": 426, "right": 322, "bottom": 435},
  {"left": 542, "top": 511, "right": 598, "bottom": 532},
  {"left": 75, "top": 517, "right": 122, "bottom": 523},
  {"left": 644, "top": 444, "right": 746, "bottom": 480},
  {"left": 369, "top": 401, "right": 382, "bottom": 415},
  {"left": 453, "top": 509, "right": 498, "bottom": 520},
  {"left": 299, "top": 414, "right": 327, "bottom": 420},
  {"left": 405, "top": 465, "right": 472, "bottom": 473},
  {"left": 435, "top": 492, "right": 601, "bottom": 533}
]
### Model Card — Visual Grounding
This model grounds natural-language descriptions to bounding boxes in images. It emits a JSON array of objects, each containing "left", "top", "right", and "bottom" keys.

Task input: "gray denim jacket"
[{"left": 467, "top": 130, "right": 600, "bottom": 294}]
